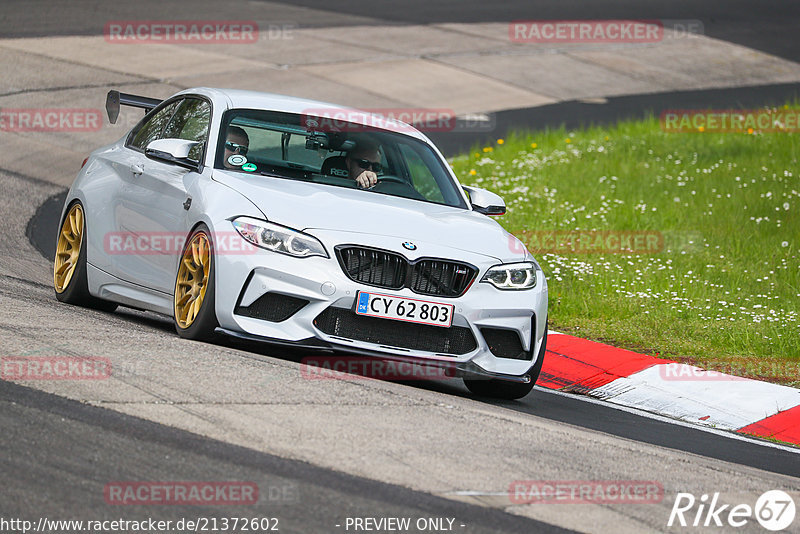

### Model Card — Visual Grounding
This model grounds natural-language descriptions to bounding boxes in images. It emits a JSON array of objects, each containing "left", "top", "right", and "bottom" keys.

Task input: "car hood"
[{"left": 214, "top": 171, "right": 525, "bottom": 262}]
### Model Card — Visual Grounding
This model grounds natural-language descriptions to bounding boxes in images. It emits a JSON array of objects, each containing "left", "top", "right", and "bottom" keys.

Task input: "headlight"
[
  {"left": 231, "top": 217, "right": 328, "bottom": 258},
  {"left": 481, "top": 262, "right": 538, "bottom": 290}
]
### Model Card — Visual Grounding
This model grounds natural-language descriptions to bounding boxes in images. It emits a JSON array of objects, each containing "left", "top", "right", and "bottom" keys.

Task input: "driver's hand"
[{"left": 355, "top": 170, "right": 378, "bottom": 189}]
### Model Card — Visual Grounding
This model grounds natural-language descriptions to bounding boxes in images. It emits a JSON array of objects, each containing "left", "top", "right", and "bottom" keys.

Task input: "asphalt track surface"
[
  {"left": 2, "top": 0, "right": 799, "bottom": 63},
  {"left": 1, "top": 379, "right": 568, "bottom": 534},
  {"left": 27, "top": 190, "right": 800, "bottom": 480},
  {"left": 429, "top": 82, "right": 800, "bottom": 158},
  {"left": 278, "top": 0, "right": 800, "bottom": 62}
]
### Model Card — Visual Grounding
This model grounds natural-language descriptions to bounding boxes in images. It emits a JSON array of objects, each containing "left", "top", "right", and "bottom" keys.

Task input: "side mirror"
[
  {"left": 145, "top": 139, "right": 201, "bottom": 172},
  {"left": 462, "top": 186, "right": 506, "bottom": 216}
]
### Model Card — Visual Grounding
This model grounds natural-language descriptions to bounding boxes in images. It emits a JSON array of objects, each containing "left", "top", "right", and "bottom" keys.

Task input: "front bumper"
[
  {"left": 215, "top": 327, "right": 532, "bottom": 383},
  {"left": 213, "top": 232, "right": 548, "bottom": 379}
]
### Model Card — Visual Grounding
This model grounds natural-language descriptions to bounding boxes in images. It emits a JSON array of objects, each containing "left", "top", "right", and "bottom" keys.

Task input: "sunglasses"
[
  {"left": 353, "top": 158, "right": 383, "bottom": 173},
  {"left": 225, "top": 141, "right": 248, "bottom": 155}
]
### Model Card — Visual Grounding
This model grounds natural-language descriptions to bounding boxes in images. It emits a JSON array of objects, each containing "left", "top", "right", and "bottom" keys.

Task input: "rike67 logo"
[{"left": 668, "top": 490, "right": 796, "bottom": 531}]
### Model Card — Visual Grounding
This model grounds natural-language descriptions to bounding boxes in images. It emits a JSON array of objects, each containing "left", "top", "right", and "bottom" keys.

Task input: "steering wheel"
[
  {"left": 374, "top": 175, "right": 408, "bottom": 185},
  {"left": 369, "top": 175, "right": 426, "bottom": 201}
]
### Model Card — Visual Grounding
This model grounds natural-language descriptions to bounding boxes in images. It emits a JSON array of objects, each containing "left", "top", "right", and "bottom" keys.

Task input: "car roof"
[{"left": 174, "top": 87, "right": 431, "bottom": 142}]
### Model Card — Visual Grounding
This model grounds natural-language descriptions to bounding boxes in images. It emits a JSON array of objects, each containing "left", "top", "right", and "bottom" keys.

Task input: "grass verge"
[{"left": 449, "top": 109, "right": 799, "bottom": 387}]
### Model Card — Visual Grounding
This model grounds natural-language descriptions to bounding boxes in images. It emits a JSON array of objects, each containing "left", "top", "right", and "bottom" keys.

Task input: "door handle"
[{"left": 130, "top": 163, "right": 144, "bottom": 176}]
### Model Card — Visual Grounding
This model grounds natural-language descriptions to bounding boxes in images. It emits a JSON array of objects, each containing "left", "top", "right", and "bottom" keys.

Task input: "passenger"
[{"left": 223, "top": 126, "right": 249, "bottom": 169}]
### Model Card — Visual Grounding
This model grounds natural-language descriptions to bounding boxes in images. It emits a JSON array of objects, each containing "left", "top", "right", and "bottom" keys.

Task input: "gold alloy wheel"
[
  {"left": 54, "top": 203, "right": 84, "bottom": 293},
  {"left": 174, "top": 232, "right": 211, "bottom": 329}
]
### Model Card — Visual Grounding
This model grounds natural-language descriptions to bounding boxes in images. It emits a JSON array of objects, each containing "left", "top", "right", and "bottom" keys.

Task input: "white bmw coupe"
[{"left": 54, "top": 87, "right": 548, "bottom": 399}]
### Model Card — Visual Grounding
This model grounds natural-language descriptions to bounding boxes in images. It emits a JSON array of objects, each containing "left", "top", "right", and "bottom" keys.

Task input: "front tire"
[
  {"left": 464, "top": 327, "right": 547, "bottom": 400},
  {"left": 53, "top": 201, "right": 117, "bottom": 312},
  {"left": 173, "top": 225, "right": 219, "bottom": 341}
]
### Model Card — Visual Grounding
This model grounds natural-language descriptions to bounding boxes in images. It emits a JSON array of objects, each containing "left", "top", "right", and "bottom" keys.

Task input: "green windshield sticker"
[{"left": 242, "top": 163, "right": 257, "bottom": 172}]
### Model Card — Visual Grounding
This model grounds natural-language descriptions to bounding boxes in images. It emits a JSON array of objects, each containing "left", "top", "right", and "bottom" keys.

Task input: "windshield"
[{"left": 215, "top": 109, "right": 467, "bottom": 209}]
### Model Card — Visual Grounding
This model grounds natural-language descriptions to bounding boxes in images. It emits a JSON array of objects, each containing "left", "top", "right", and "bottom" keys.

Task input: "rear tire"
[
  {"left": 173, "top": 225, "right": 219, "bottom": 341},
  {"left": 464, "top": 325, "right": 547, "bottom": 400},
  {"left": 53, "top": 201, "right": 118, "bottom": 312}
]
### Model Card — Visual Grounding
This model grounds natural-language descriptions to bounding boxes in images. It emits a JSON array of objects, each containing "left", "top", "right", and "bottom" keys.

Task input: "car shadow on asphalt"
[{"left": 109, "top": 305, "right": 540, "bottom": 408}]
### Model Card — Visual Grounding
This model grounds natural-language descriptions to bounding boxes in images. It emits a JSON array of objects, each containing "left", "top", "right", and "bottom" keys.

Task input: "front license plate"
[{"left": 355, "top": 291, "right": 454, "bottom": 328}]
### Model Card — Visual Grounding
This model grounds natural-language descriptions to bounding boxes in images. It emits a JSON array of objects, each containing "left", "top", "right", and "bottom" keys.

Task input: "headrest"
[{"left": 321, "top": 155, "right": 349, "bottom": 177}]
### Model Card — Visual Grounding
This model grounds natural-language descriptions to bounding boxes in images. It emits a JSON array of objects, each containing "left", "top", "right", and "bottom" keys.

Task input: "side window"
[
  {"left": 398, "top": 143, "right": 444, "bottom": 203},
  {"left": 162, "top": 98, "right": 211, "bottom": 161},
  {"left": 128, "top": 101, "right": 180, "bottom": 151}
]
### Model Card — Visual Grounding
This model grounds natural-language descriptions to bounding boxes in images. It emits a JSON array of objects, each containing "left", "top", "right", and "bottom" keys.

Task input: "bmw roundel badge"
[{"left": 402, "top": 242, "right": 417, "bottom": 251}]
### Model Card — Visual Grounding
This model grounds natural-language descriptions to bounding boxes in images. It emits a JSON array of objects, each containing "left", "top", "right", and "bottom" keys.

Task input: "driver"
[{"left": 345, "top": 135, "right": 382, "bottom": 189}]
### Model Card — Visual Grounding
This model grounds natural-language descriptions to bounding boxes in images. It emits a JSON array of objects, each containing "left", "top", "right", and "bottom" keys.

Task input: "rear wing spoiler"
[{"left": 105, "top": 90, "right": 162, "bottom": 124}]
